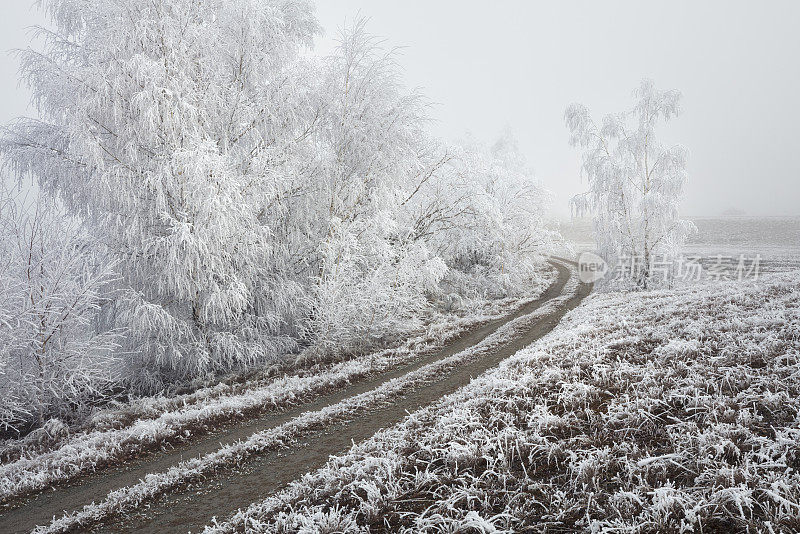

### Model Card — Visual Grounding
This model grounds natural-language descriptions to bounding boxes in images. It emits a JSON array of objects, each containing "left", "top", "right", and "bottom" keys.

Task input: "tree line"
[{"left": 0, "top": 1, "right": 556, "bottom": 436}]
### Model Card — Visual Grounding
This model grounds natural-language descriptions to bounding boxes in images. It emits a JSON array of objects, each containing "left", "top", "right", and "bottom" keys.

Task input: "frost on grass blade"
[{"left": 206, "top": 271, "right": 800, "bottom": 534}]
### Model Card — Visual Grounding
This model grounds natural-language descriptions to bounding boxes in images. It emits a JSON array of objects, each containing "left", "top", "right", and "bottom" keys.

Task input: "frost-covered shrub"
[
  {"left": 409, "top": 132, "right": 559, "bottom": 301},
  {"left": 0, "top": 186, "right": 119, "bottom": 436},
  {"left": 309, "top": 230, "right": 447, "bottom": 359}
]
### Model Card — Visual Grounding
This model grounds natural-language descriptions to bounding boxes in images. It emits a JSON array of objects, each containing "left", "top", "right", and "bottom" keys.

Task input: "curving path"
[{"left": 0, "top": 260, "right": 590, "bottom": 534}]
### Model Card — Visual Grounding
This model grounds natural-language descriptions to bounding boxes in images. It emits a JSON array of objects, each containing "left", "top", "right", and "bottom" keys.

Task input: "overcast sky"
[{"left": 2, "top": 1, "right": 798, "bottom": 217}]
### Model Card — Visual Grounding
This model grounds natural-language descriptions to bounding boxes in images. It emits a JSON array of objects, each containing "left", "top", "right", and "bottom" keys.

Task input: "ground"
[
  {"left": 206, "top": 269, "right": 800, "bottom": 533},
  {"left": 1, "top": 262, "right": 587, "bottom": 533}
]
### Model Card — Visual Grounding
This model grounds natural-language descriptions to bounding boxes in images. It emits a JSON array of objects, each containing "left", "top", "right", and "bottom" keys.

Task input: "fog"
[{"left": 3, "top": 1, "right": 798, "bottom": 217}]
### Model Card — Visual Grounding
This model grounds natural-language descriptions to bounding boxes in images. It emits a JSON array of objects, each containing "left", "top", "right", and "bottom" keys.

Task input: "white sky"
[{"left": 2, "top": 1, "right": 798, "bottom": 217}]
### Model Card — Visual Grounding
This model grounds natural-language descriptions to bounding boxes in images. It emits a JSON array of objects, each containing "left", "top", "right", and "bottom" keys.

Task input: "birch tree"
[
  {"left": 2, "top": 0, "right": 321, "bottom": 385},
  {"left": 301, "top": 20, "right": 449, "bottom": 359},
  {"left": 565, "top": 80, "right": 694, "bottom": 289}
]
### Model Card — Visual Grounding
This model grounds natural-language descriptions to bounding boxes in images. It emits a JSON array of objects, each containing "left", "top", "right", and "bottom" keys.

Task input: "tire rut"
[
  {"left": 0, "top": 261, "right": 583, "bottom": 534},
  {"left": 97, "top": 262, "right": 589, "bottom": 534}
]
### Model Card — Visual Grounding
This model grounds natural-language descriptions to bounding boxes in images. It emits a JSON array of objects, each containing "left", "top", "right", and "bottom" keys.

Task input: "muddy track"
[{"left": 0, "top": 260, "right": 588, "bottom": 533}]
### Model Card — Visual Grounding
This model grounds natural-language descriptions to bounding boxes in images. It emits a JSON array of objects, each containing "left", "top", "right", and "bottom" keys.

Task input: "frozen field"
[
  {"left": 207, "top": 269, "right": 800, "bottom": 533},
  {"left": 685, "top": 217, "right": 800, "bottom": 274},
  {"left": 561, "top": 216, "right": 800, "bottom": 273}
]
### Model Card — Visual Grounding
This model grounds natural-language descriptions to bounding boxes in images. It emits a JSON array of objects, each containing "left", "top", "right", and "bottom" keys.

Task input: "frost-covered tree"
[
  {"left": 565, "top": 80, "right": 693, "bottom": 289},
  {"left": 409, "top": 132, "right": 557, "bottom": 299},
  {"left": 0, "top": 183, "right": 119, "bottom": 434},
  {"left": 300, "top": 20, "right": 449, "bottom": 359},
  {"left": 1, "top": 0, "right": 559, "bottom": 389},
  {"left": 2, "top": 0, "right": 321, "bottom": 385}
]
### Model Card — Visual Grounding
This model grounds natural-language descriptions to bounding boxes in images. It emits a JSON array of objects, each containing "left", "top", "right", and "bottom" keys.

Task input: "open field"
[
  {"left": 205, "top": 268, "right": 800, "bottom": 533},
  {"left": 561, "top": 216, "right": 800, "bottom": 274}
]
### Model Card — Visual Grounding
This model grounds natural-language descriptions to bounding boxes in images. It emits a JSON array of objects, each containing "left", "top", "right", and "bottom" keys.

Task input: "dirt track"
[{"left": 0, "top": 260, "right": 589, "bottom": 533}]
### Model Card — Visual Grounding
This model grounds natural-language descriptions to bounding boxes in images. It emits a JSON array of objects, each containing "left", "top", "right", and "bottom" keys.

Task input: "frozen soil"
[{"left": 0, "top": 260, "right": 588, "bottom": 533}]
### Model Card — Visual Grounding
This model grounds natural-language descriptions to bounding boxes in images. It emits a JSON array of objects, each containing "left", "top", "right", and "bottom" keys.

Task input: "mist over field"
[{"left": 563, "top": 215, "right": 800, "bottom": 249}]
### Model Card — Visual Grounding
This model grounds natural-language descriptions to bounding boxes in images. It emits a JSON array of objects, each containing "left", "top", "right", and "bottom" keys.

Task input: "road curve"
[{"left": 0, "top": 260, "right": 590, "bottom": 534}]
